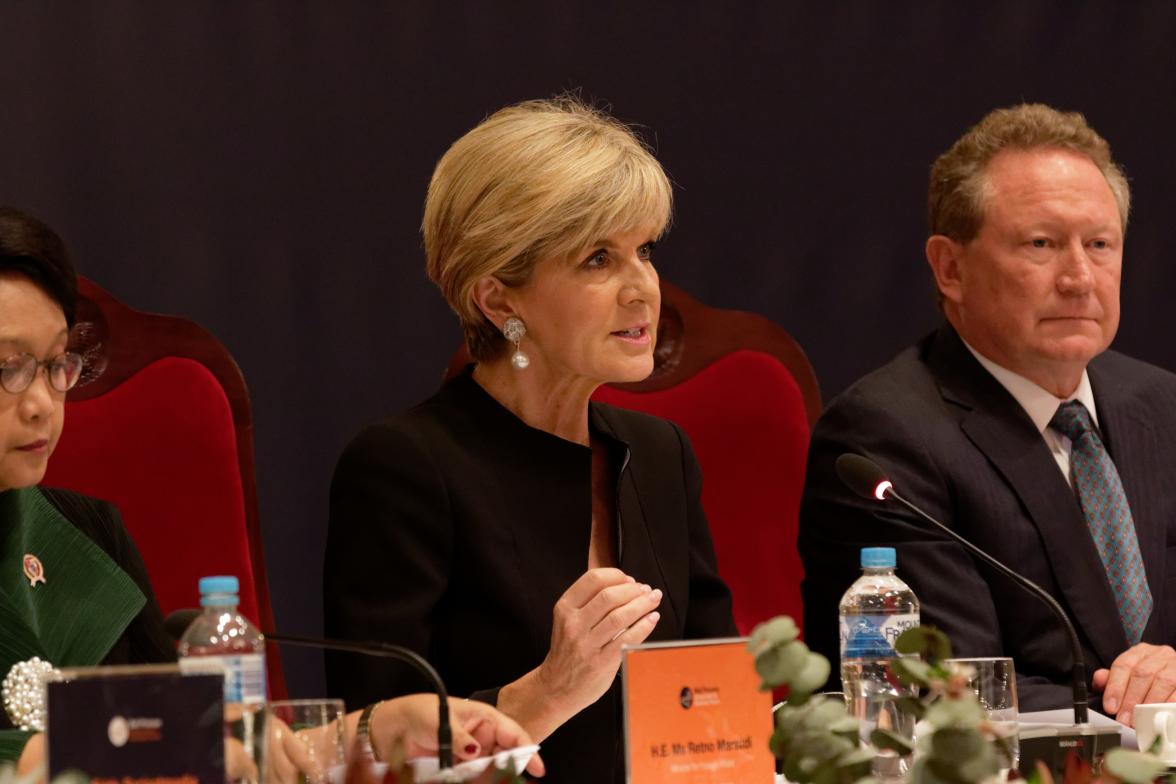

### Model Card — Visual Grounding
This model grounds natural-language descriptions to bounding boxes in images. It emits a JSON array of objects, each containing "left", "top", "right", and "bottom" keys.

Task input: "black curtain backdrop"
[{"left": 3, "top": 2, "right": 1174, "bottom": 697}]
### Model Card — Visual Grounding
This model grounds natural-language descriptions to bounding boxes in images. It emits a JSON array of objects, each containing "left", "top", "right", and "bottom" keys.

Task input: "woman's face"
[
  {"left": 0, "top": 274, "right": 69, "bottom": 492},
  {"left": 509, "top": 224, "right": 661, "bottom": 385}
]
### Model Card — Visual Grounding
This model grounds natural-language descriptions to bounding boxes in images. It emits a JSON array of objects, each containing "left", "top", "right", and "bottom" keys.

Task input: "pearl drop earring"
[{"left": 503, "top": 317, "right": 530, "bottom": 370}]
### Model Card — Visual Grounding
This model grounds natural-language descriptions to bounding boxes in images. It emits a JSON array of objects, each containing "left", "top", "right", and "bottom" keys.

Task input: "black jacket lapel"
[{"left": 590, "top": 405, "right": 683, "bottom": 633}]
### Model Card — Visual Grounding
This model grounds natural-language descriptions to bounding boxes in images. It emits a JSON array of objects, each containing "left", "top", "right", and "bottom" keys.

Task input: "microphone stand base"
[{"left": 1019, "top": 724, "right": 1122, "bottom": 779}]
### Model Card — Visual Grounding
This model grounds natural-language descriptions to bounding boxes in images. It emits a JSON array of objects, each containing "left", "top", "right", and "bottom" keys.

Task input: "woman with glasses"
[
  {"left": 0, "top": 206, "right": 176, "bottom": 766},
  {"left": 0, "top": 207, "right": 545, "bottom": 782}
]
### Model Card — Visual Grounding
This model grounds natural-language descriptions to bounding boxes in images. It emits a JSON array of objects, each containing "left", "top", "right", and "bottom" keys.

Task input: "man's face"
[{"left": 934, "top": 147, "right": 1123, "bottom": 393}]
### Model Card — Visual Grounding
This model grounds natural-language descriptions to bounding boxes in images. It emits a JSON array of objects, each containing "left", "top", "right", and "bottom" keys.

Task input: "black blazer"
[
  {"left": 798, "top": 326, "right": 1176, "bottom": 710},
  {"left": 323, "top": 370, "right": 736, "bottom": 783}
]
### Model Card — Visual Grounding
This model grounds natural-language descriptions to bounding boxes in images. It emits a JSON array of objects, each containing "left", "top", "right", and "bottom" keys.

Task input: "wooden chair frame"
[{"left": 69, "top": 277, "right": 286, "bottom": 698}]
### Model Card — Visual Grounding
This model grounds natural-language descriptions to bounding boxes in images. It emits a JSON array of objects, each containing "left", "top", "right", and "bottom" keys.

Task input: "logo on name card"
[
  {"left": 108, "top": 717, "right": 129, "bottom": 747},
  {"left": 106, "top": 715, "right": 163, "bottom": 747},
  {"left": 679, "top": 686, "right": 720, "bottom": 709}
]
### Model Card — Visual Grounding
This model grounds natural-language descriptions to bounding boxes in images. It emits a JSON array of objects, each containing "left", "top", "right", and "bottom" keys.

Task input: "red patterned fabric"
[
  {"left": 43, "top": 357, "right": 259, "bottom": 623},
  {"left": 593, "top": 350, "right": 810, "bottom": 636}
]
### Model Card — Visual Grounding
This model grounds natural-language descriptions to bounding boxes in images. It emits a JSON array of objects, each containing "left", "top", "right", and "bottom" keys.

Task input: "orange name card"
[{"left": 622, "top": 638, "right": 774, "bottom": 784}]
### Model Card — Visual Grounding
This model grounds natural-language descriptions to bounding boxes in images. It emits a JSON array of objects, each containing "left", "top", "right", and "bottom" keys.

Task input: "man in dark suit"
[{"left": 799, "top": 103, "right": 1176, "bottom": 727}]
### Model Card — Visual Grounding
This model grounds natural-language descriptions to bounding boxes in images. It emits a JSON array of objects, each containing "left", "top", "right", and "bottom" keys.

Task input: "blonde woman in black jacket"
[{"left": 325, "top": 97, "right": 737, "bottom": 784}]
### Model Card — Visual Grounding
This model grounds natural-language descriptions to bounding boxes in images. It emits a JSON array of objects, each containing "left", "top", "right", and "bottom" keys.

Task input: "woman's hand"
[
  {"left": 498, "top": 567, "right": 662, "bottom": 740},
  {"left": 335, "top": 694, "right": 544, "bottom": 778},
  {"left": 16, "top": 733, "right": 45, "bottom": 779},
  {"left": 377, "top": 694, "right": 544, "bottom": 777},
  {"left": 263, "top": 715, "right": 329, "bottom": 784}
]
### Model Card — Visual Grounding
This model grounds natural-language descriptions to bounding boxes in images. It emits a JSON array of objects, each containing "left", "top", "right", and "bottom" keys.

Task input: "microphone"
[
  {"left": 834, "top": 453, "right": 1090, "bottom": 725},
  {"left": 166, "top": 609, "right": 454, "bottom": 770}
]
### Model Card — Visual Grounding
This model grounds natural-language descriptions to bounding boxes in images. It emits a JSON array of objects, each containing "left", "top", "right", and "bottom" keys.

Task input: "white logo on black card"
[{"left": 108, "top": 716, "right": 129, "bottom": 748}]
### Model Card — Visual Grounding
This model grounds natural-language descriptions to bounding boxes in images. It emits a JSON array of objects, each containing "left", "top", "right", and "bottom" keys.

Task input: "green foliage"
[
  {"left": 894, "top": 626, "right": 952, "bottom": 662},
  {"left": 1101, "top": 747, "right": 1169, "bottom": 784},
  {"left": 491, "top": 756, "right": 526, "bottom": 784},
  {"left": 749, "top": 617, "right": 873, "bottom": 784},
  {"left": 773, "top": 695, "right": 874, "bottom": 784},
  {"left": 870, "top": 728, "right": 914, "bottom": 755},
  {"left": 751, "top": 616, "right": 1174, "bottom": 784}
]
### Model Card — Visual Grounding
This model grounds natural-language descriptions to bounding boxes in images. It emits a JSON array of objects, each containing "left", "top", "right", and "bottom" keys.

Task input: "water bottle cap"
[
  {"left": 861, "top": 547, "right": 896, "bottom": 568},
  {"left": 198, "top": 575, "right": 239, "bottom": 595}
]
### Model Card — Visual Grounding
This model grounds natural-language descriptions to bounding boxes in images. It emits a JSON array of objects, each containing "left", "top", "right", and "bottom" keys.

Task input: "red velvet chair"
[
  {"left": 448, "top": 281, "right": 820, "bottom": 636},
  {"left": 42, "top": 277, "right": 287, "bottom": 698}
]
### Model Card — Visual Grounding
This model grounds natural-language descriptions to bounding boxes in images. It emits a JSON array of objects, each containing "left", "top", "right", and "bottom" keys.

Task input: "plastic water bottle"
[
  {"left": 839, "top": 547, "right": 920, "bottom": 779},
  {"left": 178, "top": 575, "right": 267, "bottom": 779}
]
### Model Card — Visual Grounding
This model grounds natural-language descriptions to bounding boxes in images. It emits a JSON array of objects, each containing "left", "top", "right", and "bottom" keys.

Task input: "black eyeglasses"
[{"left": 0, "top": 352, "right": 85, "bottom": 394}]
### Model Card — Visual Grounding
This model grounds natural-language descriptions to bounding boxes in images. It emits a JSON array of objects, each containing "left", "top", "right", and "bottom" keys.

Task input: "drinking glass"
[
  {"left": 947, "top": 657, "right": 1019, "bottom": 778},
  {"left": 842, "top": 661, "right": 917, "bottom": 781},
  {"left": 265, "top": 699, "right": 346, "bottom": 784}
]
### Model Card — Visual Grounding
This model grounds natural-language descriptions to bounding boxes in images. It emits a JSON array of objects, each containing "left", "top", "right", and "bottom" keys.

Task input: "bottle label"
[
  {"left": 840, "top": 613, "right": 920, "bottom": 659},
  {"left": 179, "top": 654, "right": 266, "bottom": 704}
]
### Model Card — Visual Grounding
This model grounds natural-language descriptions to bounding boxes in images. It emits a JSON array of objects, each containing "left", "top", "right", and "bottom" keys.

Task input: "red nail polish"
[{"left": 465, "top": 743, "right": 479, "bottom": 755}]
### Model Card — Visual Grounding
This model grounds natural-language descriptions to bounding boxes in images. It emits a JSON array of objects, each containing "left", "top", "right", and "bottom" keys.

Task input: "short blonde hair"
[
  {"left": 929, "top": 103, "right": 1130, "bottom": 243},
  {"left": 423, "top": 96, "right": 673, "bottom": 361}
]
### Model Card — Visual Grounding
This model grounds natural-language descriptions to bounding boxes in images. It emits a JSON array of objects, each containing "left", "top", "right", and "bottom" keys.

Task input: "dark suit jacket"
[
  {"left": 799, "top": 326, "right": 1176, "bottom": 711},
  {"left": 323, "top": 370, "right": 736, "bottom": 783}
]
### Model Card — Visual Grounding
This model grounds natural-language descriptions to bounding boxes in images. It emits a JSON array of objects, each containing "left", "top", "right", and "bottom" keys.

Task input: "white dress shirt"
[{"left": 962, "top": 341, "right": 1098, "bottom": 486}]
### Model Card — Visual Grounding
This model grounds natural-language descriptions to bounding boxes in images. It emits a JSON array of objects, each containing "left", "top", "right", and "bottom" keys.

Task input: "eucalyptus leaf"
[
  {"left": 954, "top": 744, "right": 1000, "bottom": 783},
  {"left": 870, "top": 728, "right": 915, "bottom": 755},
  {"left": 492, "top": 756, "right": 525, "bottom": 784},
  {"left": 775, "top": 707, "right": 800, "bottom": 736},
  {"left": 791, "top": 652, "right": 833, "bottom": 696},
  {"left": 804, "top": 697, "right": 849, "bottom": 729},
  {"left": 910, "top": 757, "right": 961, "bottom": 784},
  {"left": 756, "top": 638, "right": 810, "bottom": 687},
  {"left": 783, "top": 745, "right": 813, "bottom": 782},
  {"left": 839, "top": 747, "right": 875, "bottom": 766},
  {"left": 891, "top": 656, "right": 933, "bottom": 686},
  {"left": 769, "top": 728, "right": 785, "bottom": 759},
  {"left": 748, "top": 616, "right": 800, "bottom": 654},
  {"left": 1103, "top": 747, "right": 1169, "bottom": 784},
  {"left": 929, "top": 727, "right": 985, "bottom": 760},
  {"left": 829, "top": 716, "right": 860, "bottom": 736},
  {"left": 895, "top": 695, "right": 927, "bottom": 720},
  {"left": 923, "top": 696, "right": 983, "bottom": 728},
  {"left": 796, "top": 729, "right": 856, "bottom": 763},
  {"left": 894, "top": 626, "right": 952, "bottom": 662}
]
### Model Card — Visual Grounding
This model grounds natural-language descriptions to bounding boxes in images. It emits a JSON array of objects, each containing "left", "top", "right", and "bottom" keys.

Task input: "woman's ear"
[{"left": 470, "top": 276, "right": 517, "bottom": 332}]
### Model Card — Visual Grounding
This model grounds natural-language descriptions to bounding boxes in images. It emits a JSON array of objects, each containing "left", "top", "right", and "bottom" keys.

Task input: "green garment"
[{"left": 0, "top": 487, "right": 146, "bottom": 761}]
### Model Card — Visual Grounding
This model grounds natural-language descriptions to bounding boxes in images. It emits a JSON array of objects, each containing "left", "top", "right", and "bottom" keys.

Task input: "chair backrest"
[
  {"left": 447, "top": 281, "right": 819, "bottom": 636},
  {"left": 42, "top": 277, "right": 286, "bottom": 697}
]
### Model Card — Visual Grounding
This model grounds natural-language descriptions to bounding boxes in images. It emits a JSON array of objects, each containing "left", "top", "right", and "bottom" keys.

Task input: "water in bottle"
[
  {"left": 839, "top": 547, "right": 920, "bottom": 780},
  {"left": 178, "top": 575, "right": 267, "bottom": 780}
]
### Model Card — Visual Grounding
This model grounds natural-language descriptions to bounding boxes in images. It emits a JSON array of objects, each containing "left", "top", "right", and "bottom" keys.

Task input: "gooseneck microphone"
[
  {"left": 166, "top": 610, "right": 454, "bottom": 769},
  {"left": 834, "top": 453, "right": 1090, "bottom": 725}
]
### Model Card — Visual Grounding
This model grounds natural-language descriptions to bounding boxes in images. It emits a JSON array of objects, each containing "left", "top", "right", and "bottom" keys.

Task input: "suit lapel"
[
  {"left": 1089, "top": 361, "right": 1167, "bottom": 641},
  {"left": 929, "top": 329, "right": 1128, "bottom": 665},
  {"left": 590, "top": 406, "right": 683, "bottom": 634}
]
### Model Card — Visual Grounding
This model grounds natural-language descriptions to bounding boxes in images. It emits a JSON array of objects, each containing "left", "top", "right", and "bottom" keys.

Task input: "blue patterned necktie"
[{"left": 1050, "top": 400, "right": 1152, "bottom": 644}]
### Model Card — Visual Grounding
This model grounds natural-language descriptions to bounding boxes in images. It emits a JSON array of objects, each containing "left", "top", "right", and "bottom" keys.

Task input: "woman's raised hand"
[{"left": 497, "top": 567, "right": 662, "bottom": 741}]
